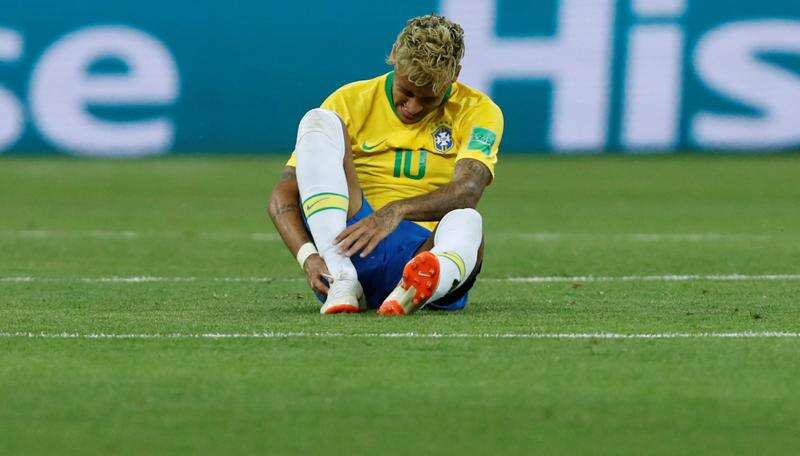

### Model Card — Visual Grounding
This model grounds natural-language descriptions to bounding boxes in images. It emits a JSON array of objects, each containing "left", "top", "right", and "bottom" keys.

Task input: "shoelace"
[{"left": 326, "top": 272, "right": 357, "bottom": 298}]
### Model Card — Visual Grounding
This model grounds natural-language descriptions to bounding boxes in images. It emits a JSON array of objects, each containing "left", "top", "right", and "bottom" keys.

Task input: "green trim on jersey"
[
  {"left": 442, "top": 83, "right": 453, "bottom": 104},
  {"left": 384, "top": 72, "right": 401, "bottom": 121}
]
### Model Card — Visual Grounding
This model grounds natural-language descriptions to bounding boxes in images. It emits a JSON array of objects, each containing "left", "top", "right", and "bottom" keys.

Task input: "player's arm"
[
  {"left": 335, "top": 158, "right": 491, "bottom": 257},
  {"left": 267, "top": 166, "right": 331, "bottom": 295},
  {"left": 391, "top": 157, "right": 491, "bottom": 220}
]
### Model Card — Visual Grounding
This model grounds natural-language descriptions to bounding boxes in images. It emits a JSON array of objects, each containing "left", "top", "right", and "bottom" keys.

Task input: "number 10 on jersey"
[{"left": 393, "top": 149, "right": 427, "bottom": 180}]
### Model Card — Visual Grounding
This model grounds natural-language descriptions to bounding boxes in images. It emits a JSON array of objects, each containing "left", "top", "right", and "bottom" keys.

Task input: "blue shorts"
[{"left": 312, "top": 197, "right": 469, "bottom": 311}]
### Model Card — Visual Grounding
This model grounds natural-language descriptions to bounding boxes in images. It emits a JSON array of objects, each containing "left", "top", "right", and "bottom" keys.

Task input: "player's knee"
[
  {"left": 300, "top": 108, "right": 339, "bottom": 129},
  {"left": 437, "top": 209, "right": 483, "bottom": 251},
  {"left": 296, "top": 108, "right": 344, "bottom": 153},
  {"left": 443, "top": 208, "right": 482, "bottom": 232}
]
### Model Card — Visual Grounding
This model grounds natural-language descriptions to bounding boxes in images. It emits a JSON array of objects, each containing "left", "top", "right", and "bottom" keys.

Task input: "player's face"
[{"left": 392, "top": 72, "right": 449, "bottom": 124}]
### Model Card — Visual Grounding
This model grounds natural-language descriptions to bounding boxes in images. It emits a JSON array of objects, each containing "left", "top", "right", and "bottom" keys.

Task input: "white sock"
[
  {"left": 295, "top": 108, "right": 355, "bottom": 278},
  {"left": 428, "top": 208, "right": 482, "bottom": 302}
]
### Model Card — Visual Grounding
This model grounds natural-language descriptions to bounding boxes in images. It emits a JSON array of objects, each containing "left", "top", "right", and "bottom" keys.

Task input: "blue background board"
[{"left": 1, "top": 0, "right": 799, "bottom": 155}]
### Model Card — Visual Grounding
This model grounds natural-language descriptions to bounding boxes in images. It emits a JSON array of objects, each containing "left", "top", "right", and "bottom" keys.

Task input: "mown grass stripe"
[
  {"left": 2, "top": 274, "right": 800, "bottom": 284},
  {"left": 1, "top": 331, "right": 798, "bottom": 340},
  {"left": 0, "top": 230, "right": 778, "bottom": 242}
]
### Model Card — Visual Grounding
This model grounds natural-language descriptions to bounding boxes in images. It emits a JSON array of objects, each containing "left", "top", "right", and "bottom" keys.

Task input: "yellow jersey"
[{"left": 286, "top": 71, "right": 503, "bottom": 230}]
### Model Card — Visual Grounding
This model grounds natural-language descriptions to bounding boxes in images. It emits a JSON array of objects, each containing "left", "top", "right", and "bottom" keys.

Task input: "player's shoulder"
[{"left": 448, "top": 81, "right": 503, "bottom": 121}]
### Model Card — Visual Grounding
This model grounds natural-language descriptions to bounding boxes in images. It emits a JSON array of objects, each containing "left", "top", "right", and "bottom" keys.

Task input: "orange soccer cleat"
[{"left": 378, "top": 251, "right": 440, "bottom": 316}]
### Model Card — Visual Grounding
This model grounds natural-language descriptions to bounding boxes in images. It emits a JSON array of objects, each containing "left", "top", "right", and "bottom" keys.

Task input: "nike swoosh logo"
[
  {"left": 361, "top": 139, "right": 386, "bottom": 151},
  {"left": 306, "top": 198, "right": 329, "bottom": 211}
]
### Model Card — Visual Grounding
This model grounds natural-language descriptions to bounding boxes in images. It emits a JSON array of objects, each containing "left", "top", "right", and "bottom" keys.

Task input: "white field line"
[
  {"left": 0, "top": 229, "right": 776, "bottom": 243},
  {"left": 492, "top": 232, "right": 773, "bottom": 242},
  {"left": 0, "top": 331, "right": 798, "bottom": 340},
  {"left": 0, "top": 229, "right": 282, "bottom": 242},
  {"left": 2, "top": 274, "right": 800, "bottom": 284},
  {"left": 0, "top": 276, "right": 299, "bottom": 283},
  {"left": 499, "top": 274, "right": 800, "bottom": 283}
]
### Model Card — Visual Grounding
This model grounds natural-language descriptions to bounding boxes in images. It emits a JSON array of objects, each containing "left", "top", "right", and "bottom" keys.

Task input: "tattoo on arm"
[
  {"left": 271, "top": 167, "right": 301, "bottom": 214},
  {"left": 274, "top": 202, "right": 300, "bottom": 215},
  {"left": 391, "top": 158, "right": 492, "bottom": 222},
  {"left": 268, "top": 166, "right": 311, "bottom": 255},
  {"left": 453, "top": 158, "right": 492, "bottom": 203}
]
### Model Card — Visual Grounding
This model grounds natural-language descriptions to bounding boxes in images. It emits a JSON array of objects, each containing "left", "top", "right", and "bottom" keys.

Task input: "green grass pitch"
[{"left": 1, "top": 155, "right": 799, "bottom": 454}]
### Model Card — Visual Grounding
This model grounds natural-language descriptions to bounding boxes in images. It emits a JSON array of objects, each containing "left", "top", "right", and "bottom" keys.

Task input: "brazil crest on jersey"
[{"left": 287, "top": 72, "right": 504, "bottom": 230}]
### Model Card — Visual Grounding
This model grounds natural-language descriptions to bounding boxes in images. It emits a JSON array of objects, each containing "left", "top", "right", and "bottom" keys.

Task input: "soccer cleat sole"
[
  {"left": 321, "top": 303, "right": 363, "bottom": 315},
  {"left": 377, "top": 299, "right": 405, "bottom": 316},
  {"left": 377, "top": 251, "right": 440, "bottom": 316},
  {"left": 320, "top": 289, "right": 367, "bottom": 315}
]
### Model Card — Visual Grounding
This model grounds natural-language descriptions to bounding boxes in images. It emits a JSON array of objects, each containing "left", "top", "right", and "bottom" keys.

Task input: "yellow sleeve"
[
  {"left": 285, "top": 91, "right": 352, "bottom": 168},
  {"left": 455, "top": 100, "right": 504, "bottom": 181}
]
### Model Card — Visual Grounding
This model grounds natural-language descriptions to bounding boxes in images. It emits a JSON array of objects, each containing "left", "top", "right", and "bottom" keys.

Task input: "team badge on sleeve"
[{"left": 432, "top": 125, "right": 454, "bottom": 153}]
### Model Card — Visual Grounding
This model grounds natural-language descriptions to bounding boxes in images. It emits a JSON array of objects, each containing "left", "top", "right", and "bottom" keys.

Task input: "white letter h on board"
[{"left": 441, "top": 0, "right": 615, "bottom": 151}]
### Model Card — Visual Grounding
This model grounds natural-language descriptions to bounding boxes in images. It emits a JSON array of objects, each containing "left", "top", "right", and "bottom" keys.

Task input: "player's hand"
[
  {"left": 335, "top": 203, "right": 403, "bottom": 258},
  {"left": 303, "top": 254, "right": 331, "bottom": 296}
]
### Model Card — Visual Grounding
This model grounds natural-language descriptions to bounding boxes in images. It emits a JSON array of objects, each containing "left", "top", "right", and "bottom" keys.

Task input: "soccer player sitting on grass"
[{"left": 268, "top": 14, "right": 503, "bottom": 315}]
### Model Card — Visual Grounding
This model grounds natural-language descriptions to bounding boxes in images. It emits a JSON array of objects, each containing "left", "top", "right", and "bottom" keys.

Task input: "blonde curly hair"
[{"left": 387, "top": 14, "right": 465, "bottom": 95}]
